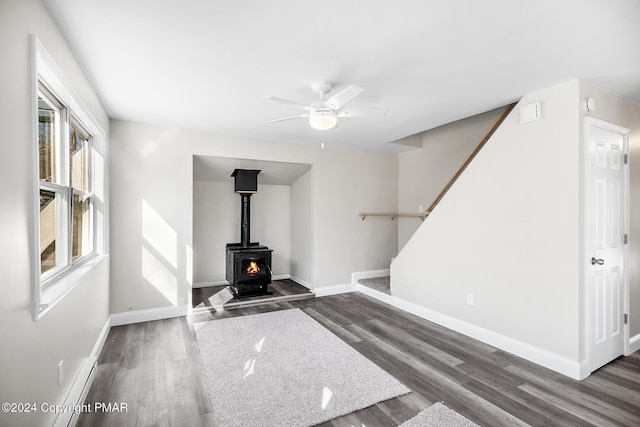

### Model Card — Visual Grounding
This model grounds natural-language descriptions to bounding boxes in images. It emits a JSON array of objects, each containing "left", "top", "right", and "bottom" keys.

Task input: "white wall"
[
  {"left": 251, "top": 184, "right": 291, "bottom": 277},
  {"left": 392, "top": 80, "right": 640, "bottom": 377},
  {"left": 110, "top": 120, "right": 398, "bottom": 313},
  {"left": 398, "top": 108, "right": 504, "bottom": 250},
  {"left": 193, "top": 181, "right": 291, "bottom": 284},
  {"left": 291, "top": 170, "right": 313, "bottom": 285},
  {"left": 193, "top": 181, "right": 234, "bottom": 284},
  {"left": 0, "top": 1, "right": 110, "bottom": 426},
  {"left": 392, "top": 81, "right": 582, "bottom": 373},
  {"left": 312, "top": 147, "right": 399, "bottom": 286}
]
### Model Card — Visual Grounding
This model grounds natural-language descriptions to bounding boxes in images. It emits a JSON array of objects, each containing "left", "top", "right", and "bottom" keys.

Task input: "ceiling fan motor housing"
[{"left": 312, "top": 82, "right": 332, "bottom": 99}]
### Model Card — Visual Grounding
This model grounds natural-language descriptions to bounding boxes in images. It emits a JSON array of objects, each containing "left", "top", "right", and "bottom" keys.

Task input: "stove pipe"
[
  {"left": 240, "top": 193, "right": 251, "bottom": 247},
  {"left": 231, "top": 169, "right": 261, "bottom": 247}
]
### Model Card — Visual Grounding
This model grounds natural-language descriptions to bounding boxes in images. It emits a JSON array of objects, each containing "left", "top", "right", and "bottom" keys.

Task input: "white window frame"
[
  {"left": 31, "top": 36, "right": 107, "bottom": 320},
  {"left": 68, "top": 115, "right": 95, "bottom": 265}
]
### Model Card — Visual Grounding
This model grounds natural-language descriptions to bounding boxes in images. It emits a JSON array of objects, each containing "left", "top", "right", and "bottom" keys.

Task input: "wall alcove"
[{"left": 192, "top": 155, "right": 313, "bottom": 290}]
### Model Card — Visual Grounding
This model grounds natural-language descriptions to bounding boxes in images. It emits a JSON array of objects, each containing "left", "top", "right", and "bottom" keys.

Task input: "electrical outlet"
[
  {"left": 466, "top": 293, "right": 474, "bottom": 306},
  {"left": 58, "top": 360, "right": 64, "bottom": 386}
]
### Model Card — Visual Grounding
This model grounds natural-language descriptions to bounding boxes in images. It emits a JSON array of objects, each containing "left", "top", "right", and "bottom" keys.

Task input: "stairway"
[{"left": 357, "top": 276, "right": 390, "bottom": 295}]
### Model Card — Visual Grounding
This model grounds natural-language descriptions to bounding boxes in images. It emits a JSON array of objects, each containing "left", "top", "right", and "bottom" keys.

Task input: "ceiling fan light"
[{"left": 309, "top": 111, "right": 337, "bottom": 130}]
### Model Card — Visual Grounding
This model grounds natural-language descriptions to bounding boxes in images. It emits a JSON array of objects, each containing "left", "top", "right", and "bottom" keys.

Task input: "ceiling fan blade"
[
  {"left": 264, "top": 96, "right": 314, "bottom": 111},
  {"left": 337, "top": 107, "right": 388, "bottom": 118},
  {"left": 322, "top": 85, "right": 365, "bottom": 110},
  {"left": 267, "top": 113, "right": 309, "bottom": 123}
]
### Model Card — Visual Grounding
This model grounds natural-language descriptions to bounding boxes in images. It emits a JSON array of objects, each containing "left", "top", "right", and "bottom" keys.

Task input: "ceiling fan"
[{"left": 265, "top": 82, "right": 388, "bottom": 130}]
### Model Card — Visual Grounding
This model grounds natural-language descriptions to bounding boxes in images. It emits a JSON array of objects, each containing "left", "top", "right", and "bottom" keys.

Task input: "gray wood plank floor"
[{"left": 77, "top": 293, "right": 640, "bottom": 427}]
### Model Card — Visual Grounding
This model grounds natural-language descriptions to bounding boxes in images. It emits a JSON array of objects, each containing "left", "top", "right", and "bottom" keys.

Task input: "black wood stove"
[{"left": 225, "top": 169, "right": 273, "bottom": 298}]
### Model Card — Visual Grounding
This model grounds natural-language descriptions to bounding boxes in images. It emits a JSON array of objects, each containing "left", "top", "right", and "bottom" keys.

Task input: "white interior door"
[{"left": 586, "top": 118, "right": 628, "bottom": 373}]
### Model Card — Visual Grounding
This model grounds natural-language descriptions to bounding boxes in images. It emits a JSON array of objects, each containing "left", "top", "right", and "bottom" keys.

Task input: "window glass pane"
[
  {"left": 38, "top": 95, "right": 57, "bottom": 183},
  {"left": 70, "top": 123, "right": 90, "bottom": 192},
  {"left": 72, "top": 193, "right": 92, "bottom": 261},
  {"left": 40, "top": 189, "right": 57, "bottom": 274}
]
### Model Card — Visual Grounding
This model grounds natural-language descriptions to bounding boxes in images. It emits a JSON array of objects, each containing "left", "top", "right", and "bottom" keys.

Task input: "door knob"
[{"left": 591, "top": 257, "right": 605, "bottom": 265}]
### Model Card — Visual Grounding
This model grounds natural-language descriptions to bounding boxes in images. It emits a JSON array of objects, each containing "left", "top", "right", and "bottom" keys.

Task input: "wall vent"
[{"left": 520, "top": 102, "right": 541, "bottom": 124}]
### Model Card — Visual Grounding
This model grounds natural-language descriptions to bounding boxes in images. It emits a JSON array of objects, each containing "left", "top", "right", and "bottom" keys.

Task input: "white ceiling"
[
  {"left": 44, "top": 0, "right": 640, "bottom": 151},
  {"left": 194, "top": 156, "right": 311, "bottom": 185}
]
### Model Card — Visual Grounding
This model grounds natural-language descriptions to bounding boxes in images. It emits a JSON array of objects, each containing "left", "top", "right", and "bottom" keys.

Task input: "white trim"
[
  {"left": 314, "top": 283, "right": 356, "bottom": 297},
  {"left": 314, "top": 269, "right": 390, "bottom": 298},
  {"left": 53, "top": 317, "right": 111, "bottom": 427},
  {"left": 290, "top": 275, "right": 313, "bottom": 290},
  {"left": 31, "top": 35, "right": 108, "bottom": 320},
  {"left": 356, "top": 283, "right": 394, "bottom": 303},
  {"left": 359, "top": 289, "right": 585, "bottom": 380},
  {"left": 583, "top": 117, "right": 630, "bottom": 373},
  {"left": 193, "top": 280, "right": 228, "bottom": 288},
  {"left": 629, "top": 333, "right": 640, "bottom": 355},
  {"left": 578, "top": 359, "right": 590, "bottom": 381},
  {"left": 584, "top": 116, "right": 631, "bottom": 136},
  {"left": 30, "top": 35, "right": 42, "bottom": 319},
  {"left": 34, "top": 37, "right": 103, "bottom": 138},
  {"left": 111, "top": 304, "right": 190, "bottom": 326},
  {"left": 90, "top": 317, "right": 112, "bottom": 364},
  {"left": 36, "top": 255, "right": 108, "bottom": 320},
  {"left": 351, "top": 269, "right": 390, "bottom": 285}
]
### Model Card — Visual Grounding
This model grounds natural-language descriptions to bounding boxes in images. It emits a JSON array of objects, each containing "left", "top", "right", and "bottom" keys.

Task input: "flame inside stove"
[{"left": 246, "top": 261, "right": 260, "bottom": 274}]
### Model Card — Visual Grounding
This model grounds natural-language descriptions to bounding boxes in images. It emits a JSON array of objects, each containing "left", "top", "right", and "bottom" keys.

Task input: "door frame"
[{"left": 583, "top": 116, "right": 630, "bottom": 375}]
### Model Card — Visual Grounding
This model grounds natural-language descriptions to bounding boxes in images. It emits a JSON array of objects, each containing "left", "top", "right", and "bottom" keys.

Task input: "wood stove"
[
  {"left": 225, "top": 169, "right": 273, "bottom": 298},
  {"left": 226, "top": 243, "right": 272, "bottom": 297}
]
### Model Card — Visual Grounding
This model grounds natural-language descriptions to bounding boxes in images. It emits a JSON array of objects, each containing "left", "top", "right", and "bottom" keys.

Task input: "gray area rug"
[
  {"left": 195, "top": 308, "right": 410, "bottom": 427},
  {"left": 400, "top": 402, "right": 480, "bottom": 427}
]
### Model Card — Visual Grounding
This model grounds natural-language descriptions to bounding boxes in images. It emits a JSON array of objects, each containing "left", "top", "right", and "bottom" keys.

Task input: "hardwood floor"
[{"left": 78, "top": 293, "right": 640, "bottom": 427}]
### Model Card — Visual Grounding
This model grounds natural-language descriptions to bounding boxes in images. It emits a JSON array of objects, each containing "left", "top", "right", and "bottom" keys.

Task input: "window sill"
[{"left": 34, "top": 254, "right": 108, "bottom": 320}]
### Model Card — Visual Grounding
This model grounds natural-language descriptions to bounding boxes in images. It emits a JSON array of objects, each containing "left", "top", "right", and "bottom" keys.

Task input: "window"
[
  {"left": 70, "top": 120, "right": 94, "bottom": 262},
  {"left": 33, "top": 37, "right": 106, "bottom": 319},
  {"left": 37, "top": 84, "right": 94, "bottom": 285}
]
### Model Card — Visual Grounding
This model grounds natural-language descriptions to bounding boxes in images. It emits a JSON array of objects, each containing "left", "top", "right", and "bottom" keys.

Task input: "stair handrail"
[
  {"left": 425, "top": 103, "right": 517, "bottom": 215},
  {"left": 358, "top": 212, "right": 428, "bottom": 221}
]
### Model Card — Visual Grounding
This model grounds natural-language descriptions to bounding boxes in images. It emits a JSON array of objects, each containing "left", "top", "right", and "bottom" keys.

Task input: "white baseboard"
[
  {"left": 358, "top": 289, "right": 584, "bottom": 380},
  {"left": 314, "top": 269, "right": 389, "bottom": 298},
  {"left": 351, "top": 269, "right": 390, "bottom": 285},
  {"left": 54, "top": 316, "right": 111, "bottom": 427},
  {"left": 90, "top": 317, "right": 112, "bottom": 368},
  {"left": 193, "top": 280, "right": 228, "bottom": 288},
  {"left": 314, "top": 283, "right": 356, "bottom": 297},
  {"left": 290, "top": 275, "right": 313, "bottom": 290},
  {"left": 629, "top": 333, "right": 640, "bottom": 354},
  {"left": 111, "top": 304, "right": 190, "bottom": 326},
  {"left": 579, "top": 359, "right": 591, "bottom": 381},
  {"left": 356, "top": 283, "right": 394, "bottom": 303}
]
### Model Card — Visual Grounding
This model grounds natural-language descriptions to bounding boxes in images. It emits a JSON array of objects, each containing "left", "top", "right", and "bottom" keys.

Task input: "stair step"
[{"left": 357, "top": 276, "right": 390, "bottom": 295}]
